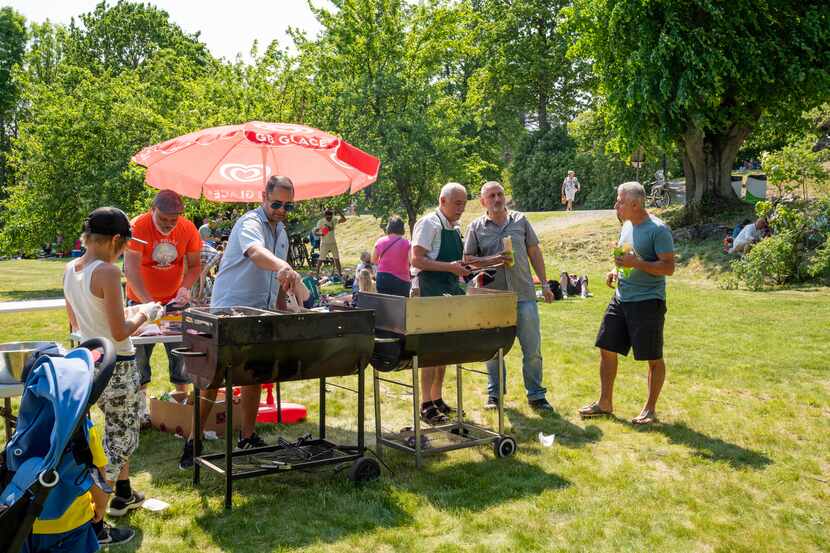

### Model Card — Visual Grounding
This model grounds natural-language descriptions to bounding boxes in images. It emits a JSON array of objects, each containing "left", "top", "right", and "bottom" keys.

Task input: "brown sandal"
[
  {"left": 578, "top": 401, "right": 613, "bottom": 418},
  {"left": 631, "top": 410, "right": 657, "bottom": 425}
]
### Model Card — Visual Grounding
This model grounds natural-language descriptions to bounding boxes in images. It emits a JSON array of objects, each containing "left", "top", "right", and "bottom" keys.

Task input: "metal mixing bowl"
[{"left": 0, "top": 341, "right": 59, "bottom": 383}]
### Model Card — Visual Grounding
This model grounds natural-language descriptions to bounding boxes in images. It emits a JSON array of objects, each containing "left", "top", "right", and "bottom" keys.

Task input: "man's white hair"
[
  {"left": 618, "top": 181, "right": 646, "bottom": 207},
  {"left": 480, "top": 180, "right": 503, "bottom": 196},
  {"left": 440, "top": 182, "right": 467, "bottom": 200}
]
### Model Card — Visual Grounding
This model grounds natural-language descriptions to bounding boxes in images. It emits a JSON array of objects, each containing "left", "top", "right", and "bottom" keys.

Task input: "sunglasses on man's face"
[{"left": 270, "top": 200, "right": 295, "bottom": 212}]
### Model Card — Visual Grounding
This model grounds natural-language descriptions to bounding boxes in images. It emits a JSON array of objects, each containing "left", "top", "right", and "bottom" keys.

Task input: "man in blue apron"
[
  {"left": 178, "top": 175, "right": 303, "bottom": 470},
  {"left": 411, "top": 183, "right": 472, "bottom": 424}
]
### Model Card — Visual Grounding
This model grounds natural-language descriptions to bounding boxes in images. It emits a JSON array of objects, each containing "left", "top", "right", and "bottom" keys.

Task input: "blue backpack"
[{"left": 0, "top": 338, "right": 116, "bottom": 553}]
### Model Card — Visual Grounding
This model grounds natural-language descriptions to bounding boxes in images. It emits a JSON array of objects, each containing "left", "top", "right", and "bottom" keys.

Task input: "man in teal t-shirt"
[{"left": 578, "top": 182, "right": 675, "bottom": 425}]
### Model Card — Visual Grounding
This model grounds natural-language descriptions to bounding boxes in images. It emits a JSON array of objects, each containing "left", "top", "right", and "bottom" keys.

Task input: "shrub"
[{"left": 727, "top": 198, "right": 830, "bottom": 289}]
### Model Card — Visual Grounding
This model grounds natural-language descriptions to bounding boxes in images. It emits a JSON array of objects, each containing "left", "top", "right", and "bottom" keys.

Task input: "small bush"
[
  {"left": 730, "top": 232, "right": 797, "bottom": 290},
  {"left": 727, "top": 198, "right": 830, "bottom": 289}
]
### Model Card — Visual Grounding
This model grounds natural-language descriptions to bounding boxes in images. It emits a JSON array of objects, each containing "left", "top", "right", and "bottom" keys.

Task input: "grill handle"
[
  {"left": 373, "top": 337, "right": 399, "bottom": 344},
  {"left": 170, "top": 347, "right": 207, "bottom": 358}
]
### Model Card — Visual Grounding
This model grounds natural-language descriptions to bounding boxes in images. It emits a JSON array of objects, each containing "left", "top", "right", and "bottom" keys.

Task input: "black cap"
[{"left": 83, "top": 207, "right": 147, "bottom": 244}]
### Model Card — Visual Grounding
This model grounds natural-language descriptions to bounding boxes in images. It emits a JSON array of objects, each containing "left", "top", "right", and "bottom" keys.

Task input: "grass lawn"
[{"left": 1, "top": 210, "right": 828, "bottom": 552}]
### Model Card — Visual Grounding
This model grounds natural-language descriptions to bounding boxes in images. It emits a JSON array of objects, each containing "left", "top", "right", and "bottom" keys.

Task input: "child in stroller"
[{"left": 0, "top": 338, "right": 134, "bottom": 552}]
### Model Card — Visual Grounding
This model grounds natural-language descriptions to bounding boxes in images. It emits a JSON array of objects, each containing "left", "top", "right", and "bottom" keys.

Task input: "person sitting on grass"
[
  {"left": 727, "top": 217, "right": 768, "bottom": 255},
  {"left": 559, "top": 272, "right": 591, "bottom": 298},
  {"left": 63, "top": 207, "right": 164, "bottom": 542},
  {"left": 352, "top": 251, "right": 375, "bottom": 294}
]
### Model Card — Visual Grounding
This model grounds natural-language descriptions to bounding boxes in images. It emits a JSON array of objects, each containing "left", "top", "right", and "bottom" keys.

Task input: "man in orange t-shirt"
[{"left": 124, "top": 190, "right": 201, "bottom": 411}]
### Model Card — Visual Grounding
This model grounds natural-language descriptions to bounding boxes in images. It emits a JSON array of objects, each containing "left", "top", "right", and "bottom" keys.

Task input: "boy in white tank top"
[{"left": 63, "top": 207, "right": 163, "bottom": 544}]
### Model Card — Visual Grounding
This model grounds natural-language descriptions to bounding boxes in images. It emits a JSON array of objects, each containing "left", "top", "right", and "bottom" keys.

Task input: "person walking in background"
[
  {"left": 463, "top": 181, "right": 555, "bottom": 413},
  {"left": 561, "top": 170, "right": 580, "bottom": 212},
  {"left": 411, "top": 183, "right": 471, "bottom": 424},
  {"left": 578, "top": 181, "right": 675, "bottom": 425},
  {"left": 314, "top": 207, "right": 347, "bottom": 277},
  {"left": 372, "top": 215, "right": 411, "bottom": 297}
]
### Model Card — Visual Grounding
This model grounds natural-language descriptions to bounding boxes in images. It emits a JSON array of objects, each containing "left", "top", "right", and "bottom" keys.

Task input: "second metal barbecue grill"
[
  {"left": 357, "top": 289, "right": 519, "bottom": 466},
  {"left": 173, "top": 306, "right": 379, "bottom": 509}
]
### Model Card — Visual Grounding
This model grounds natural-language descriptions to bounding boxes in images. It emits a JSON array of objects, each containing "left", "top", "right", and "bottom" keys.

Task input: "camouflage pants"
[{"left": 95, "top": 356, "right": 141, "bottom": 482}]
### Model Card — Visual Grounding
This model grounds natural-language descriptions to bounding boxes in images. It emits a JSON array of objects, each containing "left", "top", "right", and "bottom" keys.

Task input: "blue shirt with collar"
[{"left": 211, "top": 207, "right": 289, "bottom": 309}]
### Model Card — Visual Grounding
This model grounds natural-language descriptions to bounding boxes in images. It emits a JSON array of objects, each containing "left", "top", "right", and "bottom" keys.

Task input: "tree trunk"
[
  {"left": 395, "top": 178, "right": 418, "bottom": 235},
  {"left": 538, "top": 90, "right": 549, "bottom": 133},
  {"left": 681, "top": 123, "right": 753, "bottom": 219}
]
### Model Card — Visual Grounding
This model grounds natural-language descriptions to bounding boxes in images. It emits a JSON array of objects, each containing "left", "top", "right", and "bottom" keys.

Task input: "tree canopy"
[
  {"left": 569, "top": 0, "right": 830, "bottom": 215},
  {"left": 1, "top": 0, "right": 829, "bottom": 253}
]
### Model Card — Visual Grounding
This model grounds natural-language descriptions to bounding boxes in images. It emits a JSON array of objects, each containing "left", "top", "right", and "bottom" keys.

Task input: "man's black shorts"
[{"left": 595, "top": 296, "right": 666, "bottom": 361}]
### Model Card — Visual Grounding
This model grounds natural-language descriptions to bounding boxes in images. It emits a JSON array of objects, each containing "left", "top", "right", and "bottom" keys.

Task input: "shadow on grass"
[
  {"left": 673, "top": 238, "right": 734, "bottom": 279},
  {"left": 182, "top": 435, "right": 568, "bottom": 550},
  {"left": 405, "top": 457, "right": 570, "bottom": 513},
  {"left": 0, "top": 288, "right": 65, "bottom": 301},
  {"left": 639, "top": 421, "right": 772, "bottom": 470},
  {"left": 505, "top": 407, "right": 603, "bottom": 448}
]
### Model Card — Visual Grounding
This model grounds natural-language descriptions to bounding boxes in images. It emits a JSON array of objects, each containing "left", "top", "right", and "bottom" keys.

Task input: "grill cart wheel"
[
  {"left": 493, "top": 436, "right": 517, "bottom": 458},
  {"left": 348, "top": 457, "right": 381, "bottom": 483}
]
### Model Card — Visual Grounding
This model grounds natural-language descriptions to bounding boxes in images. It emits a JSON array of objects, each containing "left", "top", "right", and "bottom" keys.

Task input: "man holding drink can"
[
  {"left": 579, "top": 181, "right": 675, "bottom": 425},
  {"left": 464, "top": 181, "right": 555, "bottom": 413}
]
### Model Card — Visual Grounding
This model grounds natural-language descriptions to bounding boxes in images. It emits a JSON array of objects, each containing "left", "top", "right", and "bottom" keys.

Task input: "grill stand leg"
[
  {"left": 193, "top": 387, "right": 201, "bottom": 486},
  {"left": 373, "top": 368, "right": 382, "bottom": 460},
  {"left": 225, "top": 363, "right": 233, "bottom": 510},
  {"left": 319, "top": 377, "right": 326, "bottom": 440},
  {"left": 456, "top": 364, "right": 464, "bottom": 432},
  {"left": 412, "top": 355, "right": 421, "bottom": 468},
  {"left": 497, "top": 348, "right": 504, "bottom": 436},
  {"left": 276, "top": 380, "right": 282, "bottom": 425},
  {"left": 357, "top": 363, "right": 365, "bottom": 453}
]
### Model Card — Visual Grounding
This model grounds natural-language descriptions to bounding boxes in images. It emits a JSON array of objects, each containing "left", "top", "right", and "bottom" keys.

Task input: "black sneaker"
[
  {"left": 107, "top": 490, "right": 145, "bottom": 517},
  {"left": 97, "top": 522, "right": 136, "bottom": 546},
  {"left": 484, "top": 397, "right": 499, "bottom": 410},
  {"left": 178, "top": 438, "right": 197, "bottom": 470},
  {"left": 433, "top": 398, "right": 464, "bottom": 416},
  {"left": 419, "top": 404, "right": 449, "bottom": 425},
  {"left": 529, "top": 398, "right": 555, "bottom": 413},
  {"left": 237, "top": 432, "right": 267, "bottom": 450}
]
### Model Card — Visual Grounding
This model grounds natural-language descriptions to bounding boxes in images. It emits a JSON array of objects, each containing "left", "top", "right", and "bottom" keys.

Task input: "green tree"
[
  {"left": 0, "top": 7, "right": 27, "bottom": 196},
  {"left": 306, "top": 0, "right": 468, "bottom": 231},
  {"left": 65, "top": 0, "right": 212, "bottom": 75},
  {"left": 1, "top": 68, "right": 170, "bottom": 253},
  {"left": 762, "top": 139, "right": 829, "bottom": 200},
  {"left": 569, "top": 0, "right": 830, "bottom": 218},
  {"left": 472, "top": 0, "right": 590, "bottom": 133}
]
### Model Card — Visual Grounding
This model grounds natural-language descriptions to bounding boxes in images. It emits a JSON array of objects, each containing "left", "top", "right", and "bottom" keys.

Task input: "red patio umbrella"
[{"left": 131, "top": 122, "right": 380, "bottom": 202}]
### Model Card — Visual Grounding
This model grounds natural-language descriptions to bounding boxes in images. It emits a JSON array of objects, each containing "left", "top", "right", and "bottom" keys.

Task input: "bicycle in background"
[{"left": 644, "top": 170, "right": 672, "bottom": 208}]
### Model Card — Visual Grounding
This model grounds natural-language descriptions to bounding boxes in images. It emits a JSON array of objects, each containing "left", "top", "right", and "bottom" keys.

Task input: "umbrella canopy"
[{"left": 132, "top": 122, "right": 380, "bottom": 202}]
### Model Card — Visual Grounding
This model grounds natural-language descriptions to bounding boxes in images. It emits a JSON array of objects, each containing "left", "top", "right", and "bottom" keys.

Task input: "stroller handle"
[{"left": 79, "top": 338, "right": 117, "bottom": 407}]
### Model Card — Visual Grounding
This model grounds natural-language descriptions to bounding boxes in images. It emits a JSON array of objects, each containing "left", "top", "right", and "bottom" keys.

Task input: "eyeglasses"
[{"left": 270, "top": 201, "right": 295, "bottom": 212}]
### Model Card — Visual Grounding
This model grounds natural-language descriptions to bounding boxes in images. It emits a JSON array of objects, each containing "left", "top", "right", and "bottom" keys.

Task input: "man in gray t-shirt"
[
  {"left": 463, "top": 181, "right": 554, "bottom": 413},
  {"left": 579, "top": 181, "right": 675, "bottom": 426}
]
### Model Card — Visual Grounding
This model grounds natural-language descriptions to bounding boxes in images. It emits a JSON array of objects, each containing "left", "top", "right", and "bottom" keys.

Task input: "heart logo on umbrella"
[{"left": 219, "top": 163, "right": 272, "bottom": 183}]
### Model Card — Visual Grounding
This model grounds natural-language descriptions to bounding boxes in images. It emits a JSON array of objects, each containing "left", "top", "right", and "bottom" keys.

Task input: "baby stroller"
[{"left": 0, "top": 338, "right": 116, "bottom": 553}]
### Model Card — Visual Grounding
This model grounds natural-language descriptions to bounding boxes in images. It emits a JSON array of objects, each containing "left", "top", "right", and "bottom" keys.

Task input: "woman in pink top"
[{"left": 372, "top": 216, "right": 411, "bottom": 297}]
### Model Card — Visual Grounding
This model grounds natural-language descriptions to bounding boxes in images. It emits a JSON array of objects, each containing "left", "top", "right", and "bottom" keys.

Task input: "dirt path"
[{"left": 532, "top": 209, "right": 616, "bottom": 234}]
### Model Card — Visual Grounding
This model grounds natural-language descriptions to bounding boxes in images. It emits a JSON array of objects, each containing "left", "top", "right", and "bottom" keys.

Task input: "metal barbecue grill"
[
  {"left": 172, "top": 306, "right": 380, "bottom": 509},
  {"left": 357, "top": 289, "right": 519, "bottom": 466}
]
